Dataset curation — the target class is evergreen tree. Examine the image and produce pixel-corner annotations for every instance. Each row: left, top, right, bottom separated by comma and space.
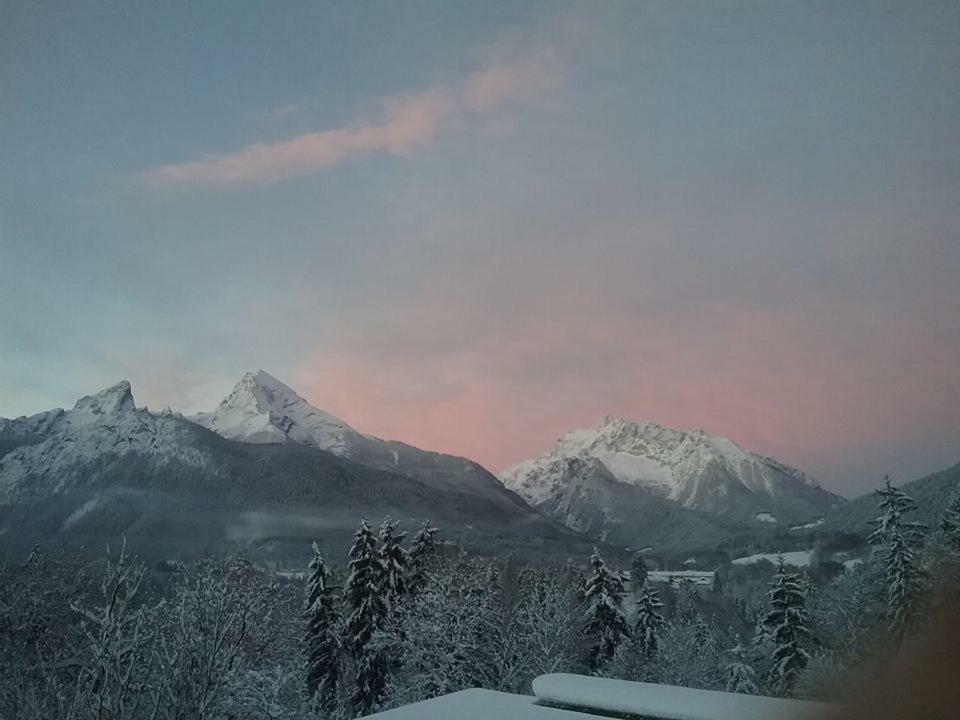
304, 544, 339, 710
693, 613, 712, 646
868, 476, 926, 644
941, 496, 960, 555
761, 557, 815, 695
485, 562, 503, 596
633, 584, 664, 658
725, 640, 758, 695
345, 518, 387, 714
378, 516, 409, 610
751, 600, 771, 647
408, 521, 440, 591
583, 549, 629, 668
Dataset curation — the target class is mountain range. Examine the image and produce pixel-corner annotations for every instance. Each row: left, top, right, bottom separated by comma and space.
0, 374, 582, 563
5, 370, 950, 564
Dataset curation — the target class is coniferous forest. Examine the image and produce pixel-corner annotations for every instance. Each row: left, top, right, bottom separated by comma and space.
3, 481, 960, 720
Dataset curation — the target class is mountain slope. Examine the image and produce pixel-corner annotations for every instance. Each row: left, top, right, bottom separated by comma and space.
500, 417, 844, 544
0, 381, 587, 563
514, 453, 747, 554
189, 371, 519, 506
820, 462, 960, 536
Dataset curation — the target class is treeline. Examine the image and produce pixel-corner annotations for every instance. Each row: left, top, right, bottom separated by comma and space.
3, 479, 960, 719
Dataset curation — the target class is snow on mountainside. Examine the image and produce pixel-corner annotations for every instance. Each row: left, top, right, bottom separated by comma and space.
187, 371, 522, 504
190, 371, 363, 455
0, 379, 587, 562
500, 416, 843, 529
0, 381, 208, 501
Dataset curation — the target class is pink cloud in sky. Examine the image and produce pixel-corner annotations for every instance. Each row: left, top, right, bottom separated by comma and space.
289, 276, 960, 492
462, 58, 559, 113
143, 53, 564, 188
144, 89, 457, 186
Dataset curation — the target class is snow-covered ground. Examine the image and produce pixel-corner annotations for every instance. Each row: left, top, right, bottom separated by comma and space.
532, 673, 838, 720
731, 550, 813, 567
366, 675, 841, 720
364, 688, 599, 719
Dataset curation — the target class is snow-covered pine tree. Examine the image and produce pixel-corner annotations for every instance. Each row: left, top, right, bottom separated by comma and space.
305, 544, 340, 711
693, 613, 712, 646
633, 584, 664, 658
868, 475, 926, 644
378, 516, 408, 610
485, 562, 502, 596
941, 496, 960, 555
630, 552, 648, 602
345, 517, 387, 714
761, 557, 815, 695
407, 520, 440, 591
583, 549, 629, 669
726, 640, 759, 695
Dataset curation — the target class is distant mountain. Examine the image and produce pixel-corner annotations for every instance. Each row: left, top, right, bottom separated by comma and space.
820, 462, 960, 536
189, 370, 528, 509
503, 453, 750, 555
500, 417, 844, 548
0, 380, 587, 563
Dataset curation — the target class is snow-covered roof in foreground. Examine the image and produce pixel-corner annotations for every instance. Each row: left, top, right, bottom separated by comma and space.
532, 674, 838, 720
364, 675, 841, 720
362, 689, 599, 719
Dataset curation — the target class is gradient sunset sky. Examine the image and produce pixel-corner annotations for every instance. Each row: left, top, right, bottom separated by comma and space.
2, 1, 958, 496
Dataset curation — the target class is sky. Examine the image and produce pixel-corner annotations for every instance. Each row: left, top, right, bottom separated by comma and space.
1, 1, 958, 497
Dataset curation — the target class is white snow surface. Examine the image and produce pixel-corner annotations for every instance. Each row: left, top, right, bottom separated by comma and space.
0, 381, 209, 501
791, 518, 825, 530
732, 550, 814, 567
532, 673, 839, 720
364, 688, 599, 719
499, 416, 835, 521
189, 370, 362, 455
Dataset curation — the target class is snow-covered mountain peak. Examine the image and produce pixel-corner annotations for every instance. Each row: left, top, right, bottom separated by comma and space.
225, 370, 306, 415
73, 380, 135, 416
189, 370, 360, 453
501, 416, 842, 525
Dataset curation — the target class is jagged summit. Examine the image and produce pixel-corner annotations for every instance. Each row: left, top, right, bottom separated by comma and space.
73, 380, 135, 415
500, 416, 843, 527
189, 370, 361, 453
0, 380, 139, 441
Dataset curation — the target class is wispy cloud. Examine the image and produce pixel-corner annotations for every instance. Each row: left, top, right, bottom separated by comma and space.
462, 57, 559, 113
143, 53, 563, 188
144, 89, 457, 187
